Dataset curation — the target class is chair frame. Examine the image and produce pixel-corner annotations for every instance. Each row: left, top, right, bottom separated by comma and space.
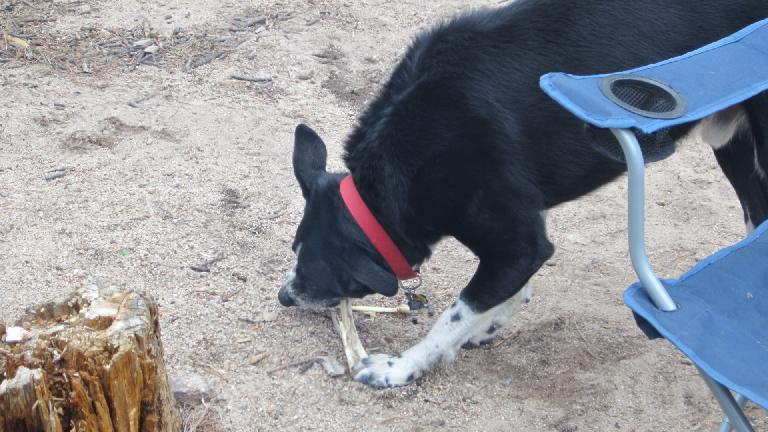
611, 128, 755, 432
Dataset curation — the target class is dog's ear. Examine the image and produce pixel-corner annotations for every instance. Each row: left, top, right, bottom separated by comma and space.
351, 256, 399, 297
293, 124, 328, 198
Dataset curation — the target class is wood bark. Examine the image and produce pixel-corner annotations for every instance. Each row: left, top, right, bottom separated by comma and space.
0, 287, 181, 432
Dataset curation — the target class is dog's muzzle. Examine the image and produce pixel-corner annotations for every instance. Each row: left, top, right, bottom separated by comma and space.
278, 267, 297, 307
278, 286, 295, 307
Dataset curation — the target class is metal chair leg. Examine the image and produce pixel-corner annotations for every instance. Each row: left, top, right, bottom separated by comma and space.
696, 366, 754, 432
611, 128, 677, 311
718, 393, 749, 432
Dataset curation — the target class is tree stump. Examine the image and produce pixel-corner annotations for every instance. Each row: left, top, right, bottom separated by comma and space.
0, 286, 181, 432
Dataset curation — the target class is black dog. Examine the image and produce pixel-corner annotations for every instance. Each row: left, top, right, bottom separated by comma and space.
279, 0, 768, 388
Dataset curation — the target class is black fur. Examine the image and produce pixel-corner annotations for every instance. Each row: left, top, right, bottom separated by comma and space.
280, 0, 768, 314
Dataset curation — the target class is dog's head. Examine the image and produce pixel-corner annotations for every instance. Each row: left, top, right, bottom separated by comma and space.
278, 124, 399, 308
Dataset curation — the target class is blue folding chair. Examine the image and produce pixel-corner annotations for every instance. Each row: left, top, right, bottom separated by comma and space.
540, 18, 768, 432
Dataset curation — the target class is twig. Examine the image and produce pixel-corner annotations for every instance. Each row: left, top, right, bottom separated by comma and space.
184, 51, 226, 72
3, 34, 30, 49
229, 16, 266, 32
230, 74, 272, 83
18, 16, 55, 23
266, 358, 317, 375
127, 92, 158, 108
190, 256, 225, 273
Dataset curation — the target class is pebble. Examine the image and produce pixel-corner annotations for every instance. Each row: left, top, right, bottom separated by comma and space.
4, 326, 30, 343
296, 71, 314, 80
169, 372, 212, 405
144, 45, 160, 54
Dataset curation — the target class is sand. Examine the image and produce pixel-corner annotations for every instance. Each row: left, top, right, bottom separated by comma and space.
1, 0, 765, 430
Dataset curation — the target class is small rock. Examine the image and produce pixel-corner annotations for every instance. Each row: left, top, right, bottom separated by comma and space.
169, 372, 212, 405
232, 272, 247, 282
190, 263, 210, 273
81, 62, 91, 74
44, 169, 69, 181
501, 378, 513, 386
4, 326, 30, 344
143, 44, 160, 54
316, 356, 344, 377
296, 71, 314, 80
430, 419, 447, 428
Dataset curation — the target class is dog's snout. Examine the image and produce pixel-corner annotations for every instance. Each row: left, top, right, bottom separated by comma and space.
278, 287, 296, 307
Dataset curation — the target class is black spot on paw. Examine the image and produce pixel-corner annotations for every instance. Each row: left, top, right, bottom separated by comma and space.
451, 301, 457, 308
387, 360, 394, 367
450, 312, 461, 322
356, 372, 373, 385
463, 338, 495, 350
524, 298, 531, 304
360, 357, 373, 367
406, 373, 414, 382
486, 324, 498, 334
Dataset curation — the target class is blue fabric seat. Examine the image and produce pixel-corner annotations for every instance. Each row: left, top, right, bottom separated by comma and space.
625, 221, 768, 409
539, 17, 768, 431
540, 18, 768, 134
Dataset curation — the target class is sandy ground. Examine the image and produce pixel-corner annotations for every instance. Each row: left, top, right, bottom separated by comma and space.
1, 1, 766, 431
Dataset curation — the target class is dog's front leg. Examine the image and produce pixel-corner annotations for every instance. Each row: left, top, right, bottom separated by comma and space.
354, 259, 541, 388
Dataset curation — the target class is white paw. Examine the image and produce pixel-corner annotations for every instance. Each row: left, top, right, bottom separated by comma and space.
353, 354, 422, 388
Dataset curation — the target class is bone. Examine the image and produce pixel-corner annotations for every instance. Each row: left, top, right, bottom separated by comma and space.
332, 299, 368, 370
351, 304, 410, 314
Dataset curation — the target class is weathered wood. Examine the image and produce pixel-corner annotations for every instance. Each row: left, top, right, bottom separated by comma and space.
0, 286, 181, 432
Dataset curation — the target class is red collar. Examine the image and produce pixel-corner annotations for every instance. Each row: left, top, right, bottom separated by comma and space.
340, 175, 418, 280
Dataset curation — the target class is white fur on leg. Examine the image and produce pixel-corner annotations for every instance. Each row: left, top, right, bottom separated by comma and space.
464, 283, 532, 347
695, 106, 748, 151
354, 286, 532, 388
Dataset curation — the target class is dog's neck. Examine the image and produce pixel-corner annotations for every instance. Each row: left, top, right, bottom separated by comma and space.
345, 170, 435, 269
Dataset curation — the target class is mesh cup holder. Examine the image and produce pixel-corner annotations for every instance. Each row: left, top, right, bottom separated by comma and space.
600, 75, 686, 119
